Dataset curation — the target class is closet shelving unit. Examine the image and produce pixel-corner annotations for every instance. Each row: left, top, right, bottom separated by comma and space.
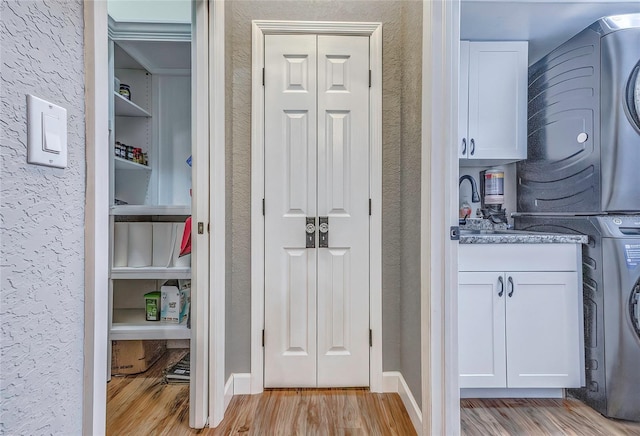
108, 18, 192, 344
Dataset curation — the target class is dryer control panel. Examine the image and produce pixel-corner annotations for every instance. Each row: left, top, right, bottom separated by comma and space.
597, 215, 640, 238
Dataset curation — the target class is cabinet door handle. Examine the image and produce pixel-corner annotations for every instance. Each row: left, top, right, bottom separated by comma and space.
498, 276, 504, 297
461, 138, 467, 155
470, 138, 475, 156
507, 276, 514, 297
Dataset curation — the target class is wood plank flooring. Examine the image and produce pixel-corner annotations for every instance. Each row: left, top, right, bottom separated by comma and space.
108, 350, 640, 435
107, 349, 416, 435
107, 349, 192, 435
461, 398, 640, 436
215, 388, 416, 435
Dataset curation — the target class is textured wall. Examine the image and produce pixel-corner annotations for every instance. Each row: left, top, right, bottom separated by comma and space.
225, 0, 422, 405
1, 1, 86, 434
399, 0, 423, 409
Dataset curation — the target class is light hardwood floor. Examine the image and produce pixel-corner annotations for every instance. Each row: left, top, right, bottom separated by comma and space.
107, 349, 416, 435
108, 350, 640, 435
461, 398, 640, 436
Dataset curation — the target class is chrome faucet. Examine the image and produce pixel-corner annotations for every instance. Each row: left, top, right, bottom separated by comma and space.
459, 175, 480, 203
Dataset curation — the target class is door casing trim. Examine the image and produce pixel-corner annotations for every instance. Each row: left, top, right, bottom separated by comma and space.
250, 20, 383, 394
83, 0, 219, 431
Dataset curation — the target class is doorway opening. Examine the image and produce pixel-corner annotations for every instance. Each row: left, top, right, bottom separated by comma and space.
250, 20, 383, 393
263, 33, 371, 388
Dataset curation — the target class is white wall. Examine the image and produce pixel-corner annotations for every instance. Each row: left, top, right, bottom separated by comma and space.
1, 0, 85, 434
108, 0, 191, 23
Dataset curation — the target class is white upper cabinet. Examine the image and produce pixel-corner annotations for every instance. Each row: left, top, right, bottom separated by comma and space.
459, 41, 528, 165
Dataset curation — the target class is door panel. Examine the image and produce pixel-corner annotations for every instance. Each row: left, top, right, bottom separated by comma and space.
265, 34, 369, 388
505, 271, 581, 388
283, 248, 313, 355
317, 35, 370, 387
458, 272, 507, 388
467, 42, 527, 160
264, 34, 318, 388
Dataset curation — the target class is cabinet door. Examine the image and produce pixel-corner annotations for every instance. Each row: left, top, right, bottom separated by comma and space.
505, 271, 581, 388
467, 42, 527, 160
459, 272, 507, 388
458, 41, 470, 158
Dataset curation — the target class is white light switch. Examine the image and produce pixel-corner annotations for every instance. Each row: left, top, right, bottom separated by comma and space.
27, 95, 67, 168
42, 114, 62, 153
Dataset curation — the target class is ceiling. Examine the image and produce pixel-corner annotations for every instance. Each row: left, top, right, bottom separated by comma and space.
461, 1, 640, 64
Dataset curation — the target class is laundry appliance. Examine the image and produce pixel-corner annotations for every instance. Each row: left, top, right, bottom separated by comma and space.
515, 13, 640, 422
518, 13, 640, 214
515, 215, 640, 422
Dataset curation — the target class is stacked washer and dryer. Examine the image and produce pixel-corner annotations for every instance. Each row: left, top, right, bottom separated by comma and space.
515, 13, 640, 422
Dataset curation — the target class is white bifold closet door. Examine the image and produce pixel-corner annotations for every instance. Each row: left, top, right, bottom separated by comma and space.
264, 33, 370, 388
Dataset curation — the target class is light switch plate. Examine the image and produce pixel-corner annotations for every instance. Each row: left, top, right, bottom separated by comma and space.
27, 94, 68, 169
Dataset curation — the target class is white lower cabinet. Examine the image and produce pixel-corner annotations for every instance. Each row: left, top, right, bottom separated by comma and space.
459, 244, 584, 390
459, 271, 507, 388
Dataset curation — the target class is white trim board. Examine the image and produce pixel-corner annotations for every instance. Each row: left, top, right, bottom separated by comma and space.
249, 20, 383, 394
223, 373, 252, 411
383, 372, 423, 435
224, 376, 234, 411
190, 0, 214, 428
83, 1, 110, 434
208, 0, 226, 429
422, 0, 461, 435
460, 388, 564, 399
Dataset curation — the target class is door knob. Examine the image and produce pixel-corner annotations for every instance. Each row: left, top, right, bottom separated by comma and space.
306, 217, 316, 248
319, 216, 329, 248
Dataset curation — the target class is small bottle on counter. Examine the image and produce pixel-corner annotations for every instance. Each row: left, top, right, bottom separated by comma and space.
459, 201, 472, 219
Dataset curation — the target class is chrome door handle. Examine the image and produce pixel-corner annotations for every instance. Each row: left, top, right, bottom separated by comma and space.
470, 138, 475, 156
498, 276, 504, 297
319, 216, 329, 248
507, 276, 514, 297
306, 217, 316, 248
462, 138, 467, 155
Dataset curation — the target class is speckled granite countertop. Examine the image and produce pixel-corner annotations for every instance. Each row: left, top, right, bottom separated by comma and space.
459, 230, 588, 244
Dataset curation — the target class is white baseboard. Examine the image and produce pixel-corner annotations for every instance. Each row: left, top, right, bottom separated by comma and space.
460, 387, 564, 399
233, 373, 252, 394
224, 375, 234, 410
382, 372, 422, 435
223, 373, 253, 412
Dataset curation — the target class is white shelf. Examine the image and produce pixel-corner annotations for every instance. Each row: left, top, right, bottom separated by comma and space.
111, 309, 190, 340
114, 156, 151, 171
114, 92, 151, 117
110, 267, 191, 280
110, 205, 191, 216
